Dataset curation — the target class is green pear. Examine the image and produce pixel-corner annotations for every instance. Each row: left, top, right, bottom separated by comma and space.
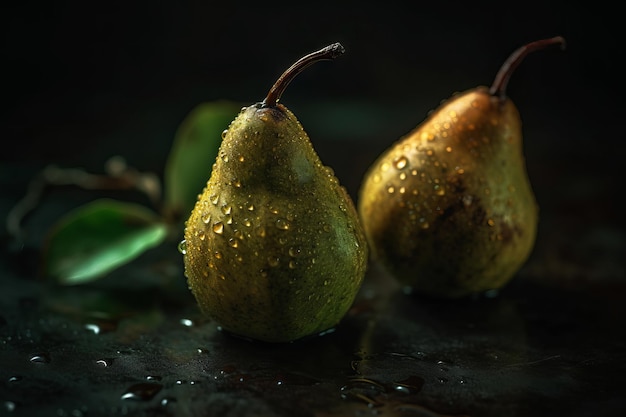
182, 43, 368, 342
358, 37, 566, 298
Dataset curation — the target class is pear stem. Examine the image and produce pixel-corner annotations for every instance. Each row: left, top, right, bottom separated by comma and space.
489, 36, 566, 100
262, 42, 345, 108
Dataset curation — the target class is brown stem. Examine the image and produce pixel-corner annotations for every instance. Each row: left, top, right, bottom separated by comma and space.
489, 36, 566, 100
262, 42, 345, 108
6, 159, 162, 243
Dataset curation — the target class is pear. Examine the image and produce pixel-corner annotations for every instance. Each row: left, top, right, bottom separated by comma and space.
358, 37, 566, 299
182, 43, 368, 343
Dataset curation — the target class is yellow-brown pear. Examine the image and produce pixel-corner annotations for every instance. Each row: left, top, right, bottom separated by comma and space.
358, 37, 565, 298
182, 43, 368, 343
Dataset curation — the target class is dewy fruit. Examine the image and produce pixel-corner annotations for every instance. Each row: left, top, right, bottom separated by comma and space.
182, 43, 368, 342
358, 37, 566, 298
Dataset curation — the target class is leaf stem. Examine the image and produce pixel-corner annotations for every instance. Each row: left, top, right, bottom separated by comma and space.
6, 158, 162, 244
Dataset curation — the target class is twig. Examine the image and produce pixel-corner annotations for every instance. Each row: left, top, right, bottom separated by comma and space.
504, 355, 561, 368
6, 156, 162, 243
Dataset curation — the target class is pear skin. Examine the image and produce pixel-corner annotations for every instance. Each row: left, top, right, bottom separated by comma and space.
358, 37, 565, 298
183, 44, 368, 343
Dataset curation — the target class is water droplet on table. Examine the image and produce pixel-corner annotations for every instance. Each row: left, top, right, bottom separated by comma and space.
120, 383, 162, 401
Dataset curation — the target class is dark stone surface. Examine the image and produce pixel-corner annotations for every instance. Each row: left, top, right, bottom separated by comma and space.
1, 240, 625, 417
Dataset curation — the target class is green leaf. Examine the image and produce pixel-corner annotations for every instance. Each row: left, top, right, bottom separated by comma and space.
163, 100, 241, 222
43, 199, 168, 285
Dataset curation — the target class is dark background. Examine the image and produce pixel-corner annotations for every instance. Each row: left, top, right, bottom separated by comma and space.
2, 2, 623, 200
2, 1, 625, 275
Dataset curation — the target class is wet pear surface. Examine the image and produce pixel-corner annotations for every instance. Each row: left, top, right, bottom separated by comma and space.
183, 103, 368, 343
359, 87, 538, 298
